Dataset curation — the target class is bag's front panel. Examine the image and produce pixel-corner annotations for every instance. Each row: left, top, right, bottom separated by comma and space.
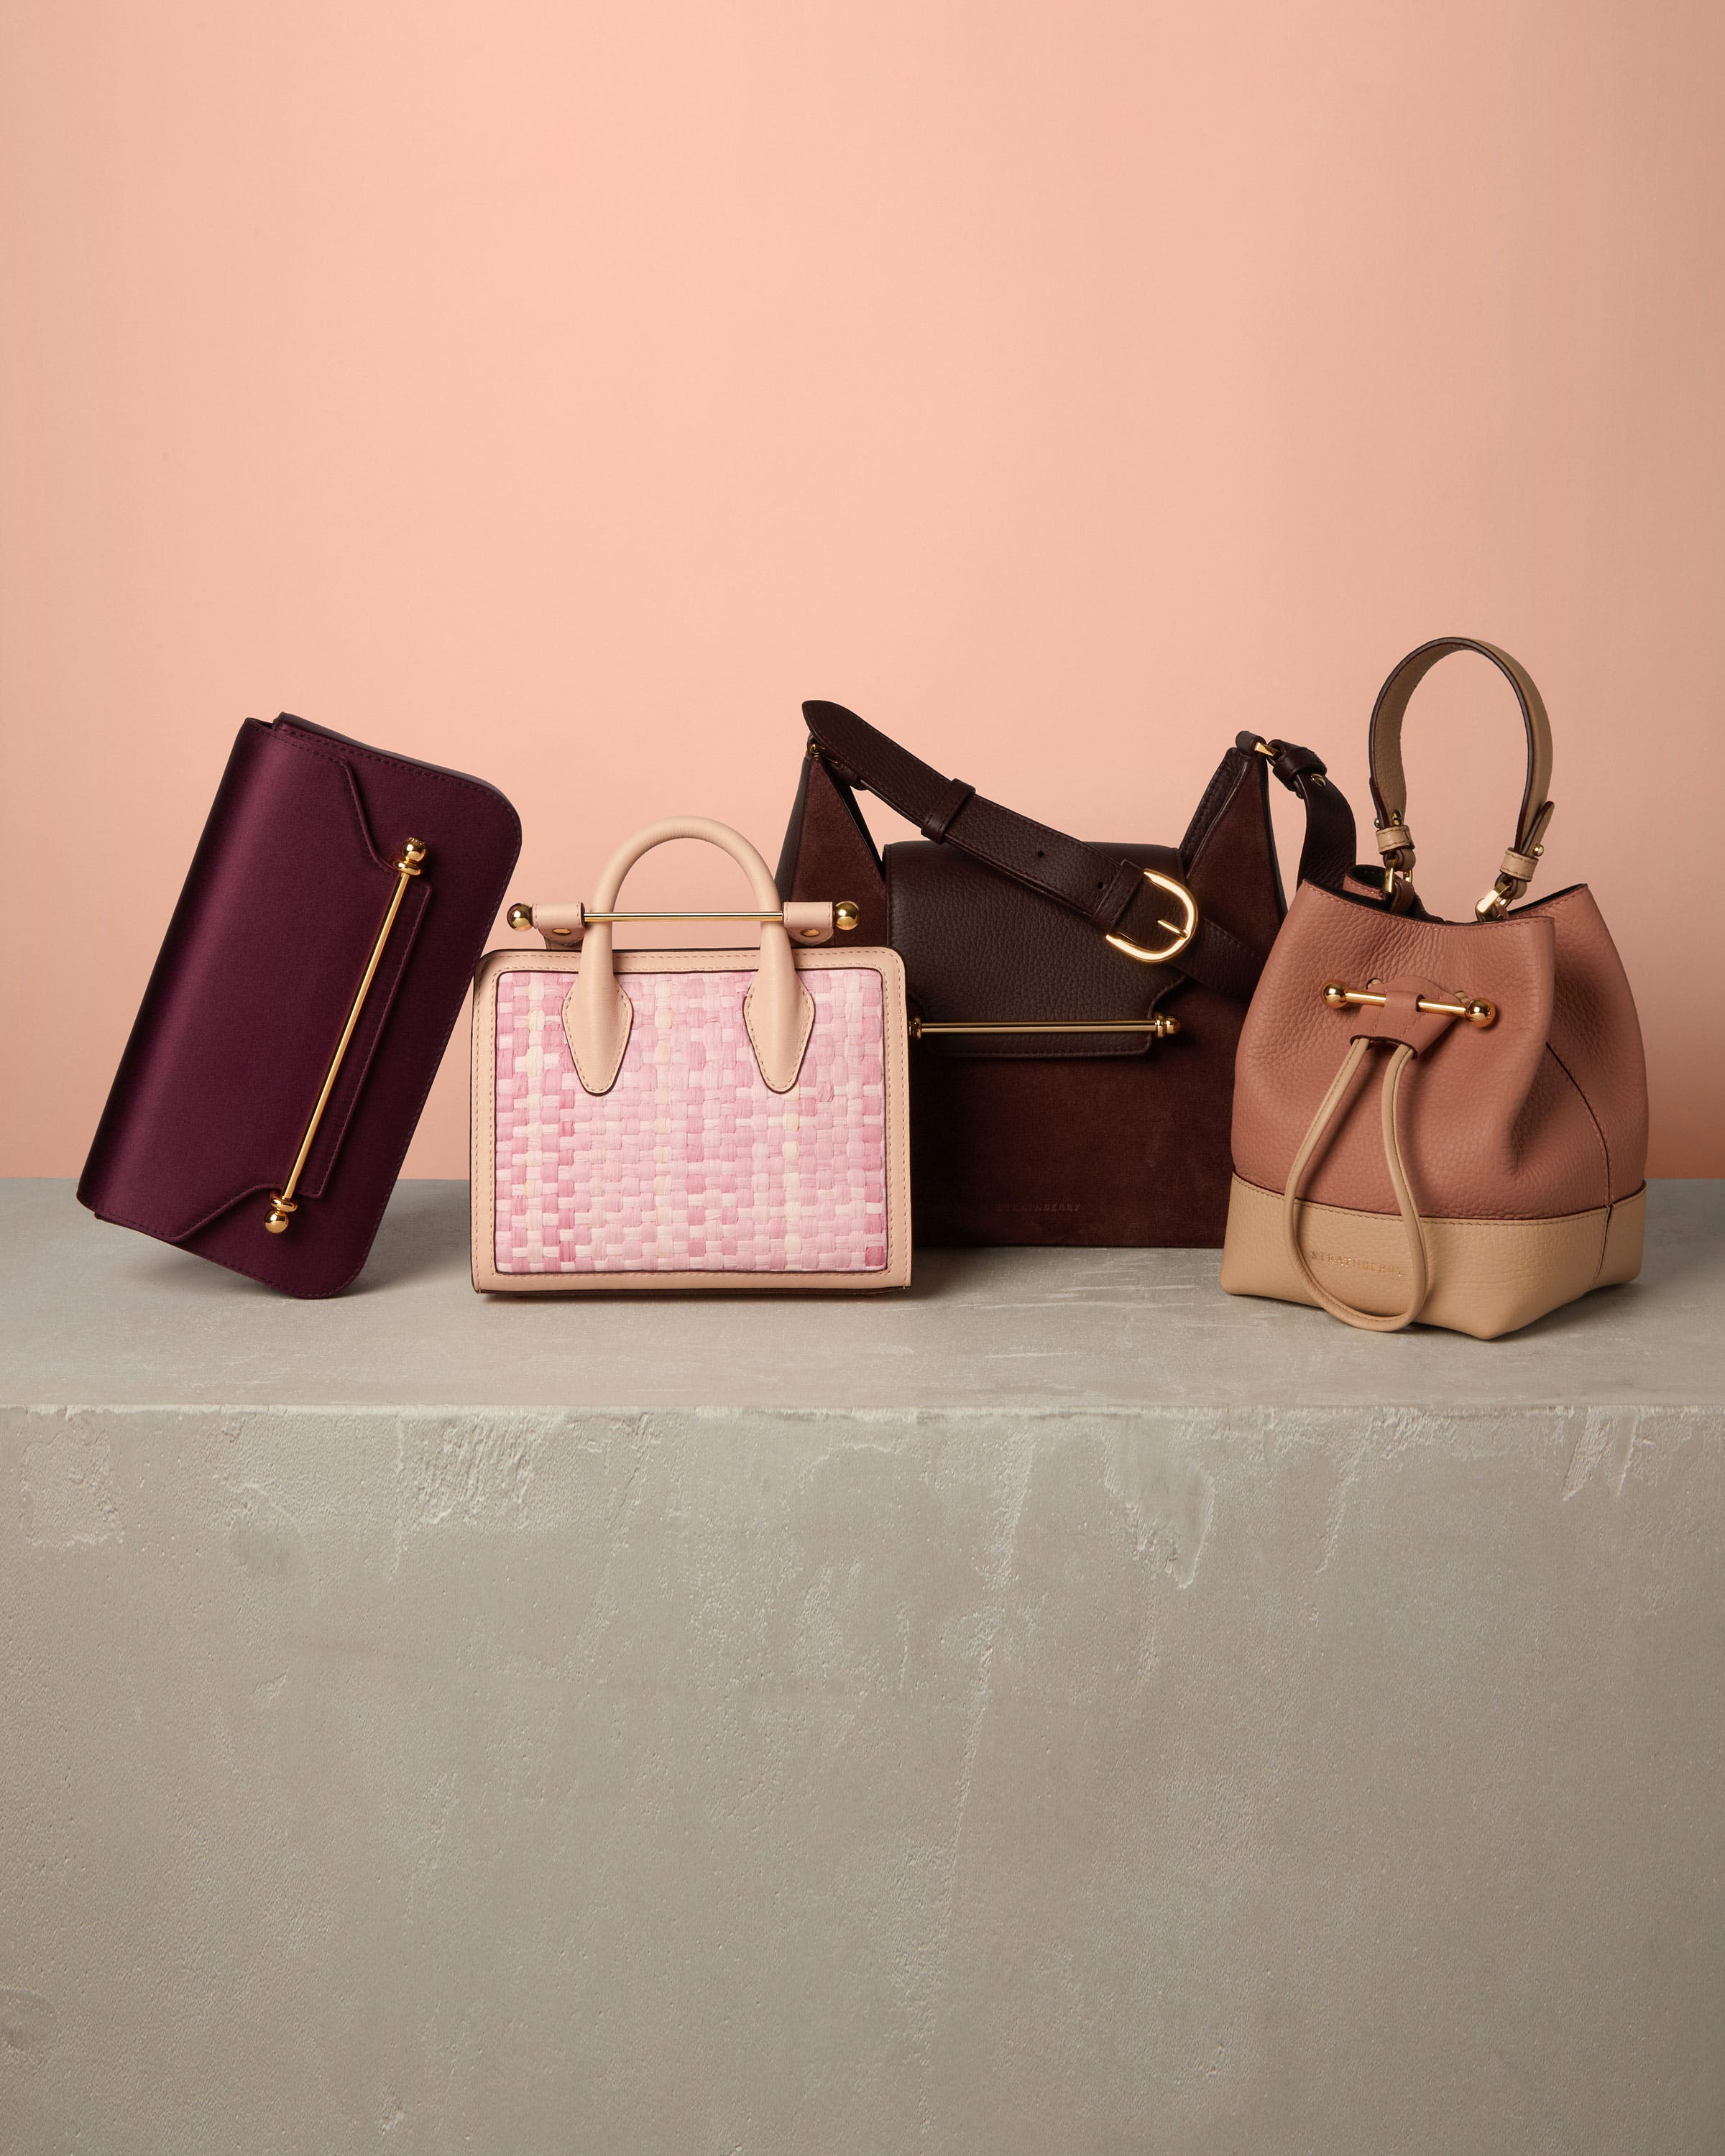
909, 983, 1245, 1246
493, 964, 889, 1276
1229, 882, 1616, 1222
886, 841, 1179, 1059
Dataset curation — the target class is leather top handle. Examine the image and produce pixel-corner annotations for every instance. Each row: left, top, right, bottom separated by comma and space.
801, 701, 1356, 1004
1366, 637, 1556, 918
564, 819, 815, 1097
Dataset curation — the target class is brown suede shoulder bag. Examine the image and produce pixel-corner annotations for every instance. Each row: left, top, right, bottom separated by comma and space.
777, 701, 1356, 1247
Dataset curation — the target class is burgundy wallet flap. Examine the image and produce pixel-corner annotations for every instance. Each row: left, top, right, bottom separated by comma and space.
78, 716, 521, 1296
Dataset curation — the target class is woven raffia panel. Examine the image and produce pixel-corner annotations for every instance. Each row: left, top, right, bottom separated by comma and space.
493, 967, 888, 1274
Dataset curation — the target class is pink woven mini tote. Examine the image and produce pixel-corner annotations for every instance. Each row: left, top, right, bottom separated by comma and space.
471, 818, 911, 1291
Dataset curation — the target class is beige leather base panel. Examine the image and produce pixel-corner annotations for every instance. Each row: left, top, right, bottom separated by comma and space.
1220, 1178, 1646, 1340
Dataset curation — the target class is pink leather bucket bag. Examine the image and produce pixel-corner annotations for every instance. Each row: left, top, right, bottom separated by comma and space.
471, 818, 911, 1291
1220, 639, 1647, 1337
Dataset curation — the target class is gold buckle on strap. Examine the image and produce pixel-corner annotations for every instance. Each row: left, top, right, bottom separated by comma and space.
1104, 870, 1199, 966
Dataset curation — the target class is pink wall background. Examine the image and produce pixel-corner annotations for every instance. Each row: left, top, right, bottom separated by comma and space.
3, 0, 1721, 1181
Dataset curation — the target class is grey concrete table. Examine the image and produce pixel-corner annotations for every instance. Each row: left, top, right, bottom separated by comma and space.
2, 1178, 1721, 2156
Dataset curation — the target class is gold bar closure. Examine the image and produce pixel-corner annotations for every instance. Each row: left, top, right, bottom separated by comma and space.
264, 838, 428, 1234
911, 1015, 1182, 1038
1322, 981, 1496, 1028
507, 903, 862, 931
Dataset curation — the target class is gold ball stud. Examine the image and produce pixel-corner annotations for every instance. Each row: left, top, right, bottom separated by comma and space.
834, 900, 860, 933
1466, 998, 1497, 1028
1323, 982, 1349, 1009
507, 903, 533, 933
264, 1196, 295, 1235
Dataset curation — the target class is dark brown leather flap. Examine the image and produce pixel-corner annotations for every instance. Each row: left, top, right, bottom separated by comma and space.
886, 841, 1182, 1058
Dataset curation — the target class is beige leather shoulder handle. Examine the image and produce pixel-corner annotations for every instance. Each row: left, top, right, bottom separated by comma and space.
1367, 637, 1555, 918
566, 818, 816, 1097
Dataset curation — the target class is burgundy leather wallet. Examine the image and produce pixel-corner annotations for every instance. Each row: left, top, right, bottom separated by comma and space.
78, 714, 521, 1296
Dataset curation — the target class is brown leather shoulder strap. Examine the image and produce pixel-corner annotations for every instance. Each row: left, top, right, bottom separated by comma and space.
801, 701, 1353, 1004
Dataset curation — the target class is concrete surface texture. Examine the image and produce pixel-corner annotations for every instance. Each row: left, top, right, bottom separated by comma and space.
2, 1179, 1722, 2155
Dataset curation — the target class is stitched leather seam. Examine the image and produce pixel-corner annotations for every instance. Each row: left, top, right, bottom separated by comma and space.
812, 758, 888, 881
1179, 749, 1250, 865
275, 719, 524, 843
265, 723, 392, 870
1541, 1041, 1613, 1284
1230, 1172, 1622, 1230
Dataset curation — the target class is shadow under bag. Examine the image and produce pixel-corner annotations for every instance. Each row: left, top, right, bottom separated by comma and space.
777, 701, 1356, 1247
1221, 637, 1648, 1337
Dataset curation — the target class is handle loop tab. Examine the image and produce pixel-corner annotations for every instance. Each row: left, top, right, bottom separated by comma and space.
521, 819, 818, 1097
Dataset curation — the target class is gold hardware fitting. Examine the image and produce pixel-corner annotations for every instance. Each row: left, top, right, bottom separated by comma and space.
594, 909, 790, 923
1478, 839, 1546, 917
507, 900, 861, 933
1103, 870, 1200, 967
1475, 858, 1538, 919
1380, 853, 1414, 898
264, 837, 428, 1235
1322, 981, 1496, 1028
1251, 737, 1327, 788
911, 1015, 1181, 1038
1373, 824, 1416, 898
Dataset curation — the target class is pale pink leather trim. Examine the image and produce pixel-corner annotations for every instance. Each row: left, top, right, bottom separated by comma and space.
569, 819, 814, 1097
782, 901, 835, 944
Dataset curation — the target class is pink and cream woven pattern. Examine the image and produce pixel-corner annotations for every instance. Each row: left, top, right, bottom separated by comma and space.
492, 966, 889, 1274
